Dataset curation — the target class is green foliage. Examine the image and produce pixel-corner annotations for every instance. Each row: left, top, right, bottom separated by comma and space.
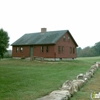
77, 47, 82, 57
0, 29, 9, 58
94, 41, 100, 55
4, 50, 12, 58
77, 41, 100, 57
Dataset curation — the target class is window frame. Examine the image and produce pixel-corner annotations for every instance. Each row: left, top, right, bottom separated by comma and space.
62, 46, 64, 53
68, 36, 70, 41
73, 48, 75, 54
20, 47, 23, 52
70, 47, 72, 53
63, 36, 66, 41
16, 47, 19, 52
46, 46, 49, 52
58, 46, 61, 53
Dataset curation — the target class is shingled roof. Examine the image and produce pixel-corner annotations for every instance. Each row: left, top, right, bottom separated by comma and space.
11, 30, 78, 46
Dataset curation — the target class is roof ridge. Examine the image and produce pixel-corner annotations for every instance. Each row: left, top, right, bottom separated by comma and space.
25, 30, 68, 35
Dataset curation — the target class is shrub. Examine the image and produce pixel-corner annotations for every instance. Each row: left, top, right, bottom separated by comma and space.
4, 50, 12, 58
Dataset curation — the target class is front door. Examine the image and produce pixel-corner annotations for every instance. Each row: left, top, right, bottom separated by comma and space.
30, 46, 34, 57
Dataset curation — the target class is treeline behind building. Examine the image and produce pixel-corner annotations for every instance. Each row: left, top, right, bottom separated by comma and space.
77, 41, 100, 57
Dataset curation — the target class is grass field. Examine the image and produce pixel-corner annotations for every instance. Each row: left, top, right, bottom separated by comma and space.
0, 57, 100, 100
71, 66, 100, 100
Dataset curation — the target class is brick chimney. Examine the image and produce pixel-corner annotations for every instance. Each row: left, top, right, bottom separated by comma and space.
41, 28, 47, 33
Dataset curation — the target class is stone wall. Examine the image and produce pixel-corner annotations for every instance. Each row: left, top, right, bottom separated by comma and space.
36, 62, 100, 100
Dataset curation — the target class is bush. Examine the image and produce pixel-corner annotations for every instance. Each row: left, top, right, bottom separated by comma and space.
3, 50, 12, 58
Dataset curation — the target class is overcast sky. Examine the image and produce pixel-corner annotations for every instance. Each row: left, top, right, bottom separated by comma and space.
0, 0, 100, 49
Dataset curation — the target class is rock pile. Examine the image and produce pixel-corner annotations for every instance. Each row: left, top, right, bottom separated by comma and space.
36, 62, 100, 100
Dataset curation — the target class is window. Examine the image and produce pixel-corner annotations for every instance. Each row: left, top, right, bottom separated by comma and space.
20, 47, 23, 52
68, 36, 70, 41
58, 46, 64, 53
62, 46, 64, 53
70, 47, 72, 53
58, 46, 61, 53
46, 46, 49, 52
16, 47, 19, 52
73, 48, 75, 54
41, 46, 44, 52
63, 36, 66, 41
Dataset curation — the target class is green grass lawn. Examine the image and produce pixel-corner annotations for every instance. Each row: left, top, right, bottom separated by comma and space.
0, 57, 100, 100
71, 66, 100, 100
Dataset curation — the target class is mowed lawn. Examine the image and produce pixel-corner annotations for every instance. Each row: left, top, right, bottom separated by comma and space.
71, 68, 100, 100
0, 57, 100, 100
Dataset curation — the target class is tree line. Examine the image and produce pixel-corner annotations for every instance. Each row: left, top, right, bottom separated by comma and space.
77, 41, 100, 57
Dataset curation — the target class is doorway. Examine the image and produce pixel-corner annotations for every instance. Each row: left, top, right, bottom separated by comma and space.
30, 46, 34, 57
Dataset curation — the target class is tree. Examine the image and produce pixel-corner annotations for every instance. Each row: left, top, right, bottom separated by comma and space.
0, 29, 9, 58
77, 47, 82, 57
77, 46, 96, 57
79, 46, 91, 57
94, 41, 100, 56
